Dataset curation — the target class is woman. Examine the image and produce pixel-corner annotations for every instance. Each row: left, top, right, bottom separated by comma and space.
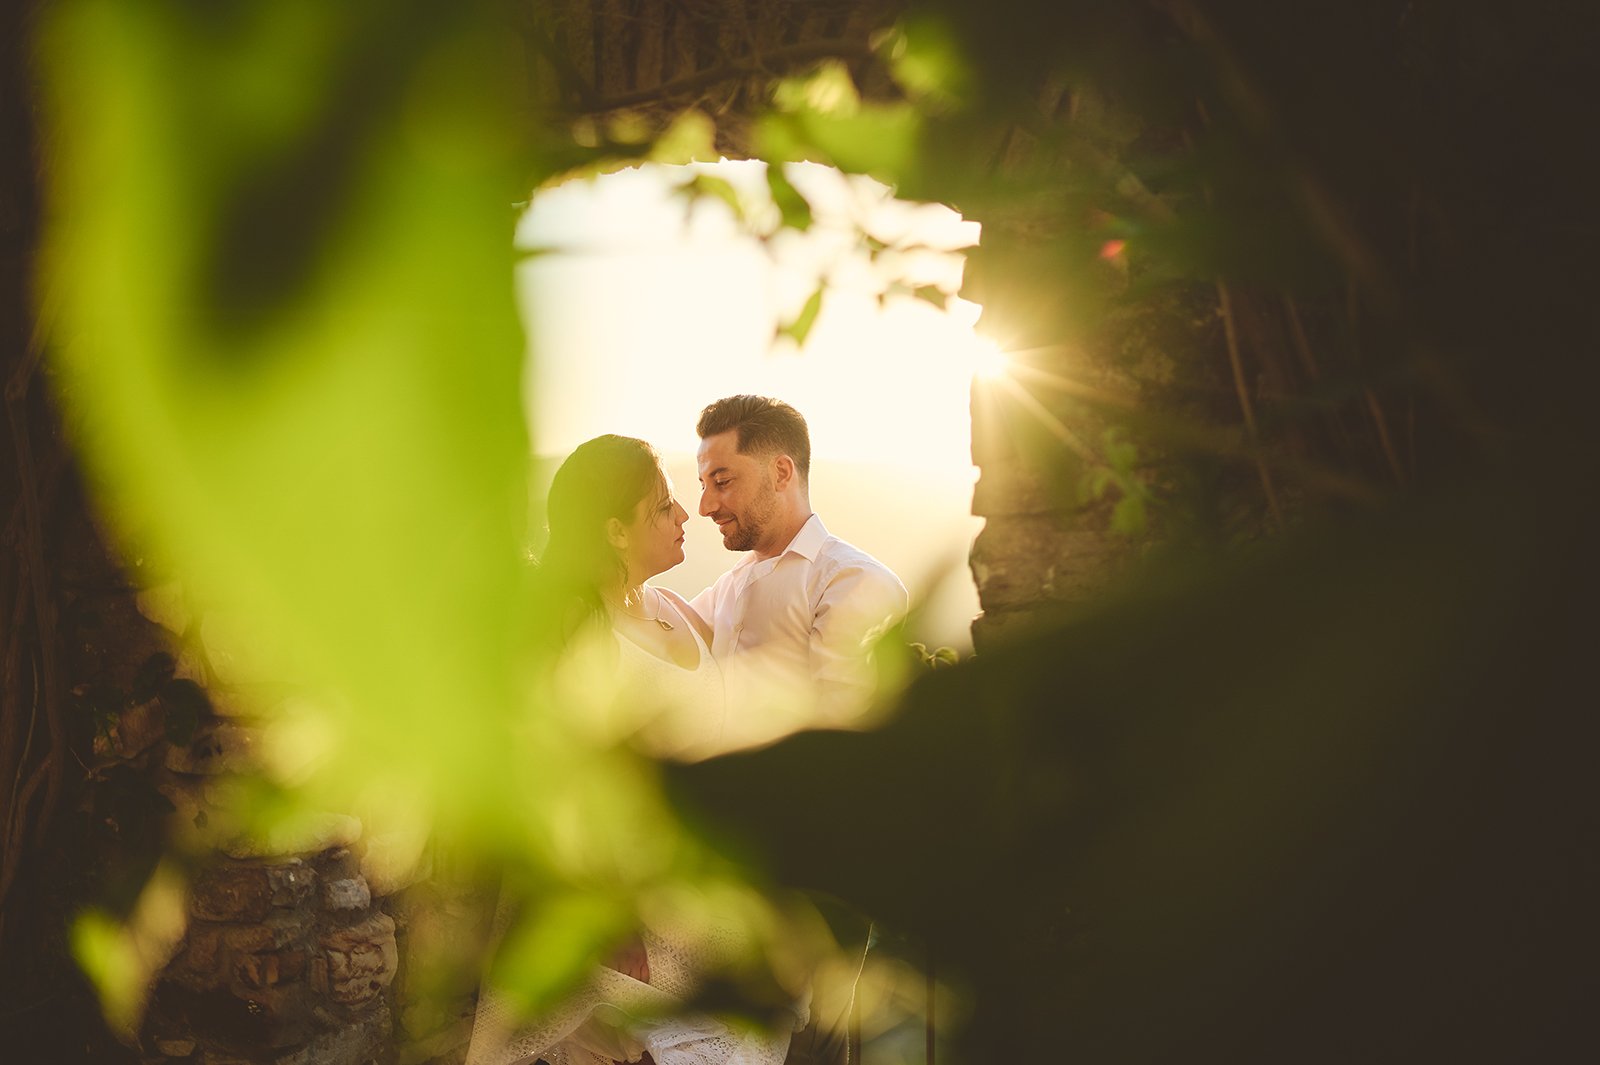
529, 433, 725, 756
469, 435, 800, 1065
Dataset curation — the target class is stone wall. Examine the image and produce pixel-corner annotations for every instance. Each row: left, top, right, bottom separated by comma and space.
126, 588, 446, 1065
149, 851, 396, 1065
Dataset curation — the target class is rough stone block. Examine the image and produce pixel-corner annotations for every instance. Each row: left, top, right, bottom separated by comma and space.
167, 922, 228, 993
969, 515, 1067, 611
317, 846, 360, 880
234, 947, 308, 990
153, 1037, 197, 1058
114, 697, 168, 758
970, 512, 1129, 614
164, 722, 261, 776
971, 460, 1075, 518
308, 952, 328, 997
322, 913, 399, 1006
169, 981, 313, 1050
271, 1005, 391, 1065
135, 581, 191, 635
223, 912, 313, 953
323, 875, 371, 913
268, 860, 315, 907
190, 863, 275, 923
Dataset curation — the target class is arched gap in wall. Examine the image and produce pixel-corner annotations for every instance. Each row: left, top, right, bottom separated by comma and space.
515, 160, 989, 650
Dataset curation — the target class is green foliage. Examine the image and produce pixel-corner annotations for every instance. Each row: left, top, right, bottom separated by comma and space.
1080, 428, 1149, 537
648, 109, 719, 165
778, 287, 824, 347
908, 642, 961, 670
885, 16, 977, 112
764, 165, 813, 233
686, 172, 745, 221
38, 0, 584, 1020
490, 890, 633, 1018
759, 64, 922, 188
32, 0, 1596, 1059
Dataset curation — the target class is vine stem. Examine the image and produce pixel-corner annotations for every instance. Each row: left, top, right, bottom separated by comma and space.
1345, 282, 1410, 489
1217, 280, 1283, 528
4, 329, 65, 868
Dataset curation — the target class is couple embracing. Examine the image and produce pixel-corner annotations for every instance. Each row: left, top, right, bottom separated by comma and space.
543, 393, 907, 759
471, 395, 905, 1065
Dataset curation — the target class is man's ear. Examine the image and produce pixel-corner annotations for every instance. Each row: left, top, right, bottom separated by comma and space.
772, 453, 796, 491
605, 516, 628, 550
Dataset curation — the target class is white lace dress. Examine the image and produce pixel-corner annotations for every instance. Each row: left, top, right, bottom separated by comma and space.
612, 588, 729, 760
466, 591, 801, 1065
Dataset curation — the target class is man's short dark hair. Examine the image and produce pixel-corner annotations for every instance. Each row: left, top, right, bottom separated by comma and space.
697, 395, 811, 481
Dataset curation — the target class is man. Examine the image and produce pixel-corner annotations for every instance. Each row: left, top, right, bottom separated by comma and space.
691, 394, 906, 1065
691, 394, 908, 737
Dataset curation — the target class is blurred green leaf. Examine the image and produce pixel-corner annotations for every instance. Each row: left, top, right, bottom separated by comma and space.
765, 164, 813, 232
650, 108, 717, 163
756, 104, 922, 188
41, 0, 534, 839
490, 890, 633, 1018
1109, 492, 1146, 536
688, 172, 745, 220
887, 15, 976, 110
779, 288, 824, 347
772, 60, 860, 117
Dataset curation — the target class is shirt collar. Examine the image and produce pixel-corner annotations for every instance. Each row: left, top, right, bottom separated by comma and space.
779, 513, 829, 562
727, 513, 829, 573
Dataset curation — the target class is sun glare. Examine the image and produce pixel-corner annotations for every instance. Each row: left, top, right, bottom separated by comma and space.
971, 337, 1011, 381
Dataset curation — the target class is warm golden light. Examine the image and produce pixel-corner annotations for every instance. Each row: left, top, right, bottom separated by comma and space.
971, 338, 1011, 381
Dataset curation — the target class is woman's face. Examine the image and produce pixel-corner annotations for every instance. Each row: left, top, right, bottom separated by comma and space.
619, 471, 689, 583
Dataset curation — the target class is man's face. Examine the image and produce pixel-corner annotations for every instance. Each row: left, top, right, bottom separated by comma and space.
697, 430, 779, 553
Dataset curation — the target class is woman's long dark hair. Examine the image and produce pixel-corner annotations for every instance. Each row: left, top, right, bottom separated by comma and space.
530, 434, 665, 648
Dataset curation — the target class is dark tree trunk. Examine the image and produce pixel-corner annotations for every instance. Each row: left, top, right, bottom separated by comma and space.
2, 4, 164, 1060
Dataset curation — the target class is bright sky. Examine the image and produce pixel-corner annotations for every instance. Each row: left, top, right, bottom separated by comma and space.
514, 160, 988, 650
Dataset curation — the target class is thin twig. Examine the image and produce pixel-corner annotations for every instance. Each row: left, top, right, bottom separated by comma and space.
0, 580, 33, 918
1217, 281, 1283, 527
1282, 294, 1361, 458
1364, 386, 1408, 489
1345, 282, 1408, 489
5, 336, 66, 850
1282, 295, 1322, 383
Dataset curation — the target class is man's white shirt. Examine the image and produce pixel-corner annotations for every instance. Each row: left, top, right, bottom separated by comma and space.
690, 514, 907, 740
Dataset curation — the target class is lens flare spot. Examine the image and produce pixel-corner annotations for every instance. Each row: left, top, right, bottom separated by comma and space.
972, 338, 1011, 381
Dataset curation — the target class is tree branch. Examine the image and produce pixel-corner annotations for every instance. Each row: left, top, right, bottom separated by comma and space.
1217, 280, 1284, 528
580, 37, 877, 113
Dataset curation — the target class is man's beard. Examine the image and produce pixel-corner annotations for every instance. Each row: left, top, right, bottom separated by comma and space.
723, 522, 759, 552
722, 476, 778, 552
